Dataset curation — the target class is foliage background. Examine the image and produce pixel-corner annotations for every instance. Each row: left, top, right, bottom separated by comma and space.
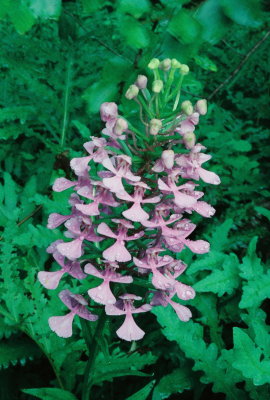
0, 0, 269, 399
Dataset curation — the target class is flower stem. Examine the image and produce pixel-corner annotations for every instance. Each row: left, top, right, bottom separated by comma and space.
81, 311, 106, 400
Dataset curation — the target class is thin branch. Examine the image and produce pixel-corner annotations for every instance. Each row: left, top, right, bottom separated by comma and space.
208, 29, 270, 100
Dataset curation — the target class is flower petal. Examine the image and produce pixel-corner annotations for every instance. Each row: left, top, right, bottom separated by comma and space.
116, 314, 145, 341
48, 312, 75, 338
38, 270, 65, 289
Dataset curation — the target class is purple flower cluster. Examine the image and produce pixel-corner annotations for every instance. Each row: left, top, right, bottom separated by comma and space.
40, 58, 220, 341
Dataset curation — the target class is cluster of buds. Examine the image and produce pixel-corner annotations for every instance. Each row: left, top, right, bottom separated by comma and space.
40, 58, 220, 342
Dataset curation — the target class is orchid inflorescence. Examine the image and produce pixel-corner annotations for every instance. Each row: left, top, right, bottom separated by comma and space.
40, 58, 220, 342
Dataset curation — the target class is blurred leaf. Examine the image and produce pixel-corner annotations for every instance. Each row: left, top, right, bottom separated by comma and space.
81, 0, 103, 13
194, 55, 218, 71
0, 337, 41, 369
22, 388, 78, 400
82, 81, 118, 114
26, 0, 62, 18
8, 2, 35, 34
196, 0, 229, 44
255, 206, 270, 221
221, 0, 262, 27
119, 16, 151, 49
168, 9, 202, 44
117, 0, 150, 19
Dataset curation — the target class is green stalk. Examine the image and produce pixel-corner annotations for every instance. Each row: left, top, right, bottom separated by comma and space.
82, 311, 106, 400
60, 54, 73, 148
173, 75, 184, 111
137, 94, 155, 119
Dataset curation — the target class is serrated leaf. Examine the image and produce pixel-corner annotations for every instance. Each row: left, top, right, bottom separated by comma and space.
193, 253, 240, 296
152, 369, 191, 400
232, 328, 270, 385
0, 337, 41, 369
22, 388, 78, 400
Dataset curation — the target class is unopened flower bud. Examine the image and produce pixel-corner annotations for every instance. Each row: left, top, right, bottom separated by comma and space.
135, 75, 148, 89
148, 58, 160, 69
114, 118, 128, 136
149, 119, 162, 135
171, 58, 181, 68
125, 84, 139, 100
152, 80, 163, 93
181, 100, 193, 116
100, 102, 118, 122
195, 99, 207, 115
160, 58, 171, 71
180, 64, 189, 75
183, 132, 196, 149
162, 150, 174, 169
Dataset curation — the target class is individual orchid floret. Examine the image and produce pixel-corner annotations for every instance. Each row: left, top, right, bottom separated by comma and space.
116, 182, 160, 222
125, 84, 139, 100
133, 248, 174, 290
151, 290, 192, 322
85, 262, 132, 305
47, 194, 84, 229
97, 219, 144, 262
52, 174, 91, 193
183, 131, 196, 150
57, 217, 103, 260
113, 118, 128, 136
152, 150, 175, 173
105, 294, 151, 341
70, 136, 109, 177
38, 250, 86, 290
158, 173, 197, 208
162, 219, 210, 254
152, 80, 163, 93
75, 183, 119, 216
141, 207, 182, 240
100, 155, 140, 194
175, 112, 199, 136
49, 290, 98, 338
175, 145, 221, 185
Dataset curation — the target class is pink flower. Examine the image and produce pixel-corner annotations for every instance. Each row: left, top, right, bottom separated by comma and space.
100, 102, 118, 122
57, 217, 103, 260
75, 184, 119, 216
97, 220, 144, 262
100, 155, 140, 193
158, 176, 197, 208
105, 294, 151, 341
175, 145, 220, 185
116, 182, 160, 222
175, 112, 200, 135
49, 290, 98, 338
151, 291, 192, 322
85, 262, 132, 305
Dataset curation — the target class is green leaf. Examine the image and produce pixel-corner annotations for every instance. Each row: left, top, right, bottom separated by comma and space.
152, 369, 191, 400
81, 0, 102, 13
255, 206, 270, 221
196, 0, 229, 44
8, 2, 35, 34
238, 237, 263, 280
27, 0, 62, 19
22, 388, 78, 400
193, 253, 240, 296
126, 380, 155, 400
221, 0, 262, 27
72, 120, 91, 139
119, 16, 150, 49
0, 337, 41, 369
168, 10, 202, 44
194, 55, 218, 72
232, 328, 270, 385
117, 0, 150, 18
82, 81, 118, 114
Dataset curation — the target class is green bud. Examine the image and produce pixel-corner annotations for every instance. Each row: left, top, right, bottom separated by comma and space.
114, 118, 128, 136
152, 79, 163, 93
183, 132, 196, 149
181, 100, 193, 116
180, 64, 189, 75
149, 118, 162, 135
160, 58, 171, 71
195, 99, 207, 115
135, 75, 148, 89
125, 84, 139, 100
148, 58, 160, 69
161, 150, 174, 169
171, 58, 181, 68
